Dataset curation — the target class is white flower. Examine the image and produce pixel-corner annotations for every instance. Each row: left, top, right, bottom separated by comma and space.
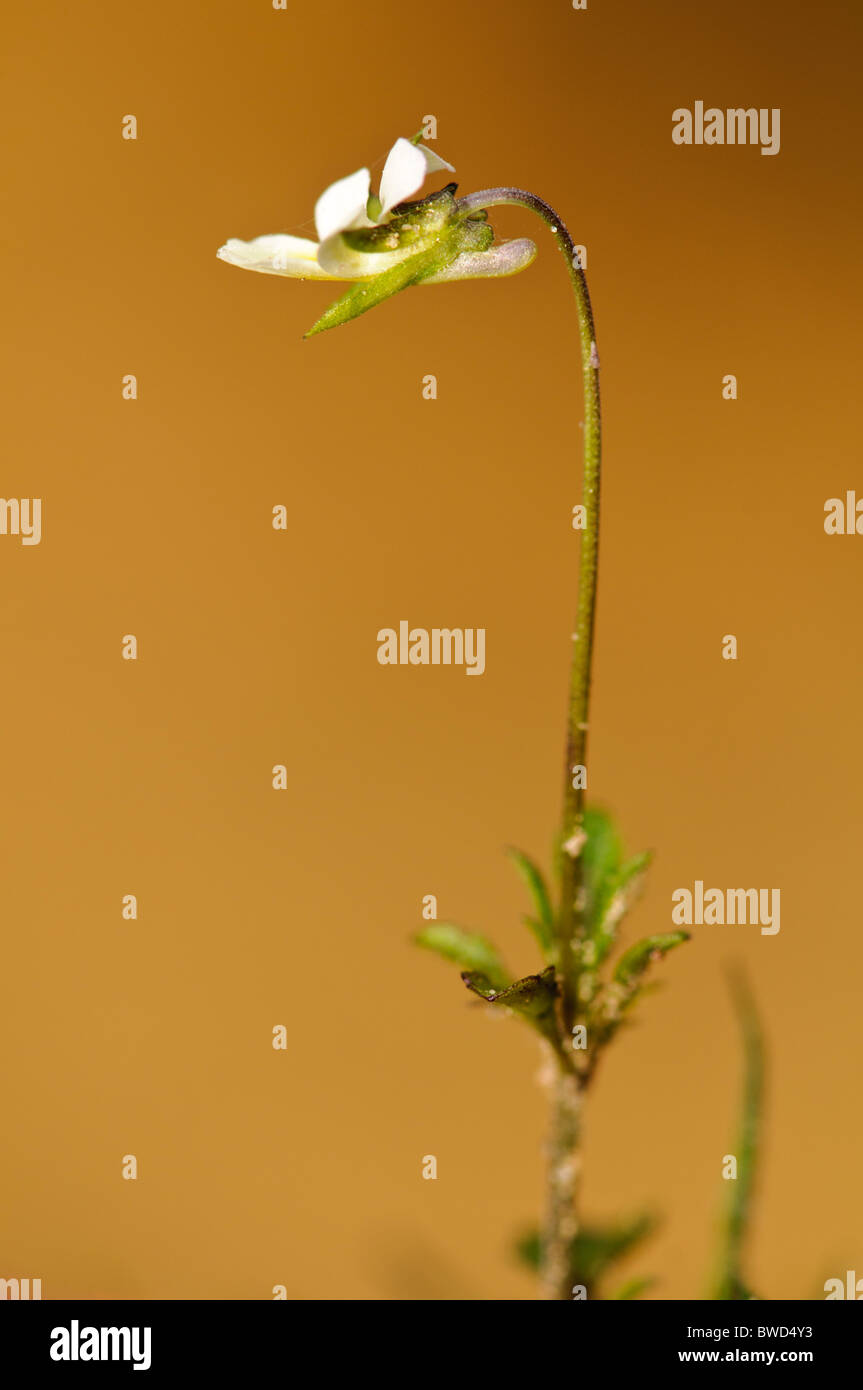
316, 137, 454, 238
217, 134, 538, 334
217, 135, 455, 281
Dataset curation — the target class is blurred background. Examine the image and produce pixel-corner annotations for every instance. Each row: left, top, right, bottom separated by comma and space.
1, 0, 861, 1299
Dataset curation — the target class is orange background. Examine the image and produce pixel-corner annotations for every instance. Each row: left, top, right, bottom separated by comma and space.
2, 0, 860, 1299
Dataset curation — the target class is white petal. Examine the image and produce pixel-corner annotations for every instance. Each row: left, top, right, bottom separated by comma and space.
377, 139, 424, 216
417, 143, 455, 176
217, 234, 340, 279
317, 231, 425, 279
378, 140, 455, 217
314, 167, 372, 241
422, 238, 538, 283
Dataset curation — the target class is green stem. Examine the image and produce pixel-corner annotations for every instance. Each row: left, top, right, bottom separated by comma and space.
456, 189, 602, 1300
457, 189, 601, 1004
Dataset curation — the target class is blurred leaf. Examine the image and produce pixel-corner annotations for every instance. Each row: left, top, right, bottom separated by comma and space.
572, 1214, 656, 1288
462, 964, 559, 1045
593, 850, 653, 961
613, 931, 689, 987
514, 1229, 542, 1271
581, 807, 623, 928
521, 914, 552, 958
415, 923, 510, 991
506, 847, 554, 956
610, 1276, 655, 1300
514, 1215, 656, 1295
710, 971, 764, 1301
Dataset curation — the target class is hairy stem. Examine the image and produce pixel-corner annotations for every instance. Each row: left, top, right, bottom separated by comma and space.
542, 1066, 584, 1300
457, 188, 601, 1006
457, 189, 602, 1298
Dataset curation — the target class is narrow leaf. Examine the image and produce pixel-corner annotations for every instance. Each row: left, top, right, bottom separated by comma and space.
415, 923, 510, 991
710, 971, 764, 1301
581, 807, 623, 927
613, 931, 689, 987
521, 915, 551, 958
506, 847, 554, 955
592, 850, 653, 960
610, 1276, 655, 1300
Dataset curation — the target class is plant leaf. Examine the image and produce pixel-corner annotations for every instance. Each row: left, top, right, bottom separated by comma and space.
506, 847, 554, 956
572, 1214, 656, 1288
613, 931, 689, 987
710, 971, 764, 1301
592, 850, 653, 961
415, 923, 510, 991
514, 1229, 542, 1271
521, 915, 551, 958
581, 807, 623, 928
513, 1215, 656, 1296
462, 964, 559, 1045
610, 1275, 655, 1300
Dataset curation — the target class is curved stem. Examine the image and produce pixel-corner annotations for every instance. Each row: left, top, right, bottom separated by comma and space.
458, 189, 601, 986
457, 188, 602, 1300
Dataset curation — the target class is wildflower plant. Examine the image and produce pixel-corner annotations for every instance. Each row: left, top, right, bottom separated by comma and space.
219, 132, 761, 1301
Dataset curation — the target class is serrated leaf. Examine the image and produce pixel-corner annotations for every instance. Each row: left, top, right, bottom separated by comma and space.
462, 964, 559, 1045
506, 847, 554, 956
613, 931, 689, 987
415, 923, 510, 991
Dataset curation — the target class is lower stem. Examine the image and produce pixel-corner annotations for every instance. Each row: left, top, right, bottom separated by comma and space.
456, 188, 602, 1300
542, 1066, 584, 1299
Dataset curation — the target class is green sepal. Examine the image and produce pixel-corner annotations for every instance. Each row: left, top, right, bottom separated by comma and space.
344, 185, 458, 250
613, 931, 690, 987
306, 197, 493, 337
305, 237, 458, 337
414, 923, 510, 992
